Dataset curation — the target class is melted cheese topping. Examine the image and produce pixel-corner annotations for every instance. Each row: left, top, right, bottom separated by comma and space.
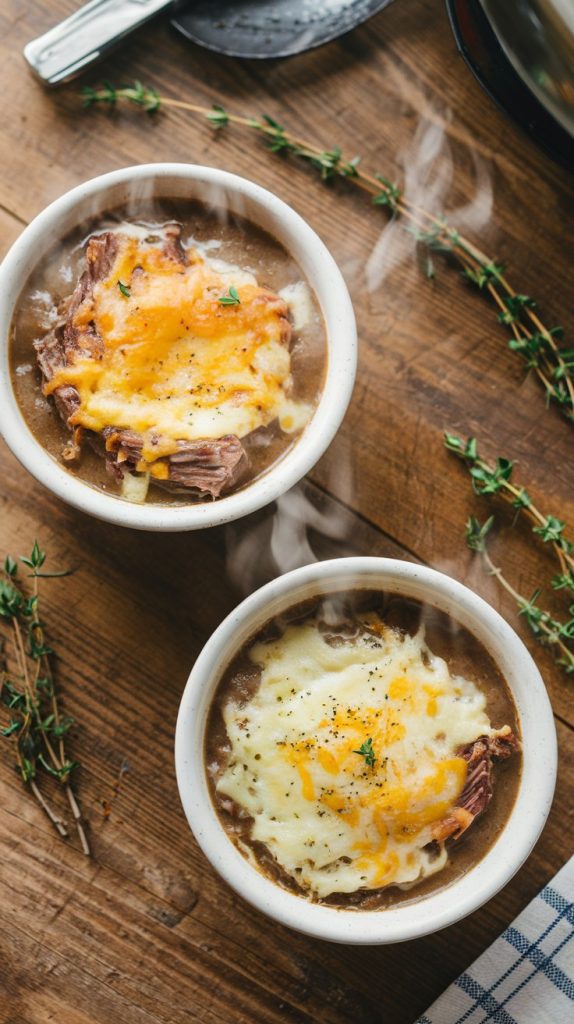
215, 618, 495, 899
45, 233, 311, 464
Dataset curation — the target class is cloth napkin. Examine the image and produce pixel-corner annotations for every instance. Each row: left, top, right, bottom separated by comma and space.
415, 856, 574, 1024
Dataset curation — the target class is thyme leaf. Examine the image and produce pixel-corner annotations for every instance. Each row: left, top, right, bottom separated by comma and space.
465, 515, 494, 553
218, 285, 241, 306
353, 737, 377, 768
462, 261, 505, 289
372, 175, 402, 212
206, 103, 229, 128
498, 294, 536, 325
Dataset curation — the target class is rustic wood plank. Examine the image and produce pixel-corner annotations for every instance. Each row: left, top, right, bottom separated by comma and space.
1, 1, 573, 1022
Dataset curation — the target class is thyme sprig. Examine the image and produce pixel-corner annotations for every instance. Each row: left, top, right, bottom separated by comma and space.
218, 285, 241, 306
81, 81, 574, 420
353, 737, 377, 768
465, 517, 574, 674
0, 544, 89, 854
445, 434, 574, 593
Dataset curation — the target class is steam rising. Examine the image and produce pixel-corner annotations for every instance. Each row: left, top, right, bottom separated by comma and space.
270, 485, 349, 573
225, 447, 354, 595
366, 120, 492, 292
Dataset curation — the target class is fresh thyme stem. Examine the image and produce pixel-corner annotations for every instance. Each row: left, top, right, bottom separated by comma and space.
0, 544, 90, 854
445, 434, 574, 588
448, 438, 574, 674
486, 552, 574, 667
465, 516, 574, 674
65, 784, 90, 856
81, 80, 574, 421
30, 778, 69, 837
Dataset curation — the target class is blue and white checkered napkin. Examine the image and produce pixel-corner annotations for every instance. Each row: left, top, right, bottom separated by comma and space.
416, 856, 574, 1024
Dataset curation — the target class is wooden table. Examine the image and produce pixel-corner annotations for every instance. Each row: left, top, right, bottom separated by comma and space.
1, 2, 573, 1021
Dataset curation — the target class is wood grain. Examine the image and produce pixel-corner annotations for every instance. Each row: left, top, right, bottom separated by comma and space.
1, 2, 573, 1022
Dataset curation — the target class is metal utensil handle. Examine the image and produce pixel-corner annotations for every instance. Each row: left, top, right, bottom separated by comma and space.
24, 0, 174, 86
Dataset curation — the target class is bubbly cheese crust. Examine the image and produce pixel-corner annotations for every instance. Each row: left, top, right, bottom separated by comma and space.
215, 617, 495, 899
46, 231, 311, 464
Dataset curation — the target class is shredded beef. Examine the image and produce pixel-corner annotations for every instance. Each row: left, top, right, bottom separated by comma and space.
103, 429, 247, 499
161, 222, 188, 266
432, 727, 519, 844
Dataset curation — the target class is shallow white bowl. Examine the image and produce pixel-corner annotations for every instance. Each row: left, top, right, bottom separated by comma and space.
0, 164, 356, 531
175, 557, 557, 944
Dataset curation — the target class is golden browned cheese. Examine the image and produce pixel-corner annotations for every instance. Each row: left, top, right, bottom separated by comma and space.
45, 233, 308, 471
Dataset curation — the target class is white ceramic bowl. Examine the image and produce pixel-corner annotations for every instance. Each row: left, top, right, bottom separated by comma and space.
175, 557, 557, 944
0, 164, 356, 531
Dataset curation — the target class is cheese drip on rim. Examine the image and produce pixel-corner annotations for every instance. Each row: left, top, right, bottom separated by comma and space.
45, 232, 311, 463
215, 616, 496, 899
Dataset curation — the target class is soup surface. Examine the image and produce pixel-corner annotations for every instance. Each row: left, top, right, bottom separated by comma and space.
10, 200, 326, 505
206, 591, 521, 909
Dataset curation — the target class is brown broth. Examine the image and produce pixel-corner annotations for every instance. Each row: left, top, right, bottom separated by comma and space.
206, 591, 522, 910
9, 200, 327, 504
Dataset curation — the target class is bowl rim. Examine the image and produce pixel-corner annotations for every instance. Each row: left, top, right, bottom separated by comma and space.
0, 162, 357, 531
175, 556, 557, 944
